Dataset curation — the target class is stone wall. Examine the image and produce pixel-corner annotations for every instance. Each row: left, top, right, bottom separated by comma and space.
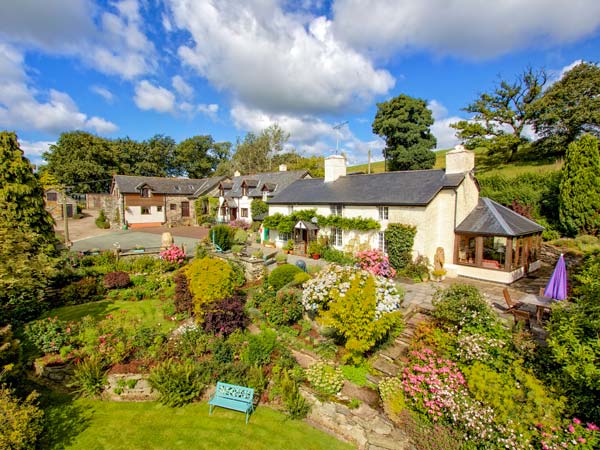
105, 373, 158, 401
214, 253, 265, 282
165, 196, 196, 226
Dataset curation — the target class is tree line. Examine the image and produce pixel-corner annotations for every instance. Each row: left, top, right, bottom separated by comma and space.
42, 124, 324, 193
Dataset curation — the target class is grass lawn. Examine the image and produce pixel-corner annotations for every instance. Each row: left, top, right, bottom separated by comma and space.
44, 298, 177, 333
42, 394, 354, 450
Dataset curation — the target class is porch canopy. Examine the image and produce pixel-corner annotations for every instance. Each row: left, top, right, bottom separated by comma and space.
454, 198, 544, 272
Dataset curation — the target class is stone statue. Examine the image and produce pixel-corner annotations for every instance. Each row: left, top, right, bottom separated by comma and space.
434, 247, 445, 272
161, 232, 174, 249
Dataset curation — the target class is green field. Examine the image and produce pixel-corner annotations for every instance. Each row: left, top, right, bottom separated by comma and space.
40, 395, 354, 450
348, 148, 563, 177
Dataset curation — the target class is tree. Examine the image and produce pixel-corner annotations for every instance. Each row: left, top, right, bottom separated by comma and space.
530, 62, 600, 155
140, 134, 177, 177
272, 152, 324, 177
173, 135, 216, 178
44, 131, 118, 193
451, 68, 546, 162
372, 94, 436, 171
231, 124, 289, 174
558, 134, 600, 236
0, 132, 55, 247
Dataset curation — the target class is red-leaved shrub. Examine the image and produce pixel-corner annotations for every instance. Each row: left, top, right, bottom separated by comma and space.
202, 296, 248, 336
103, 271, 131, 289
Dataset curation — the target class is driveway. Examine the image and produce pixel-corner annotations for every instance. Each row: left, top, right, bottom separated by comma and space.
70, 230, 202, 255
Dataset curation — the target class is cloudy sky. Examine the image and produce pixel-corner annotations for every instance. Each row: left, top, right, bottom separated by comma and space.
1, 0, 600, 166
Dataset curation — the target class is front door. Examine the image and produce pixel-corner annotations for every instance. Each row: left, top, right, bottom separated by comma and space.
181, 201, 190, 217
66, 204, 74, 218
230, 208, 237, 220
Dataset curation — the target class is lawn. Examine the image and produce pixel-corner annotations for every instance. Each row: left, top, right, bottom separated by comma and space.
41, 394, 354, 450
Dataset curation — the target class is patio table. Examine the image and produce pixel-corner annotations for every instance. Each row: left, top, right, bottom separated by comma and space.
520, 294, 554, 323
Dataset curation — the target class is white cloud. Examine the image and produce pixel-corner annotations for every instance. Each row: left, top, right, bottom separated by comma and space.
134, 80, 176, 113
91, 85, 115, 103
428, 100, 462, 150
197, 103, 219, 120
20, 140, 54, 160
172, 75, 194, 99
332, 0, 600, 59
168, 0, 394, 115
0, 43, 117, 134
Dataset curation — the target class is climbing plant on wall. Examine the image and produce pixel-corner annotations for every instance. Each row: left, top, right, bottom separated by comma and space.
385, 224, 416, 270
263, 210, 380, 233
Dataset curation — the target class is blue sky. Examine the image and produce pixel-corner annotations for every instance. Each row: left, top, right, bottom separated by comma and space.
1, 0, 600, 166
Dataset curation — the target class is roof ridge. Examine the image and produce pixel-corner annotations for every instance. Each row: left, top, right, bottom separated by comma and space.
483, 197, 545, 229
482, 197, 514, 235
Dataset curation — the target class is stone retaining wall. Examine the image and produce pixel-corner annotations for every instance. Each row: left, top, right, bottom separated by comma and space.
105, 373, 158, 401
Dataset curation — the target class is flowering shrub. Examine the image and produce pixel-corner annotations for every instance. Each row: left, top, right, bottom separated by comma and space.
260, 288, 304, 326
202, 296, 249, 337
25, 316, 73, 354
160, 244, 186, 264
356, 249, 396, 278
455, 332, 507, 366
229, 219, 250, 230
306, 362, 344, 396
536, 418, 600, 450
103, 271, 131, 289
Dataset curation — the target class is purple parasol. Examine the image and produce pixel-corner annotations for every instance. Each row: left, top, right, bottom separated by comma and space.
544, 254, 568, 300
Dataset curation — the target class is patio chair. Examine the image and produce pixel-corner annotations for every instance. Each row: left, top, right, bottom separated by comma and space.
502, 288, 523, 312
511, 309, 531, 329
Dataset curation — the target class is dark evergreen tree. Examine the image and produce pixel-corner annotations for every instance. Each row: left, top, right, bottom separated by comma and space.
558, 134, 600, 236
372, 94, 436, 171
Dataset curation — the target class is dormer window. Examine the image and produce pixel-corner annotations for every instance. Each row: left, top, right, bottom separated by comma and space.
141, 187, 150, 198
242, 183, 248, 196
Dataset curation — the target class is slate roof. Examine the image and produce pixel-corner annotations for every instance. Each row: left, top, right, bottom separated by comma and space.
456, 198, 544, 237
269, 170, 465, 206
221, 170, 310, 198
113, 175, 225, 197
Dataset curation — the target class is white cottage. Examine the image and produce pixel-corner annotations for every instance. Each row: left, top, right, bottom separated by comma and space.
268, 147, 544, 283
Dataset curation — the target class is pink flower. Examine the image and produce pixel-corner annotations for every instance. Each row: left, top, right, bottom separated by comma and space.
578, 438, 586, 444
573, 418, 581, 425
568, 424, 575, 433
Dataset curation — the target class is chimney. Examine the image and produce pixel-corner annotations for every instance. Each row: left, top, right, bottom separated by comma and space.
279, 164, 287, 172
445, 144, 475, 175
234, 170, 241, 177
324, 154, 346, 183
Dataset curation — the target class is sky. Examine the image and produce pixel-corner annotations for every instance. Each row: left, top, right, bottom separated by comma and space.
1, 0, 600, 167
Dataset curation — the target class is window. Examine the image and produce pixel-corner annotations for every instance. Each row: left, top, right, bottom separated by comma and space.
181, 201, 190, 217
279, 232, 292, 242
331, 227, 343, 247
482, 236, 507, 270
141, 206, 150, 215
170, 203, 177, 211
378, 206, 389, 220
242, 185, 248, 196
457, 235, 476, 264
46, 192, 57, 201
378, 232, 387, 253
141, 187, 150, 198
330, 204, 343, 216
241, 208, 248, 218
157, 206, 163, 212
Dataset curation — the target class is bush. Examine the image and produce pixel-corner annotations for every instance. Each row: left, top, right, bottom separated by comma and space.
229, 219, 250, 231
202, 296, 249, 336
400, 255, 431, 282
268, 264, 303, 291
279, 370, 310, 419
60, 277, 104, 305
228, 260, 246, 288
173, 271, 193, 315
148, 359, 205, 407
103, 271, 131, 289
356, 249, 396, 278
209, 225, 235, 251
242, 330, 278, 367
0, 388, 44, 450
159, 244, 186, 264
71, 356, 107, 398
385, 223, 416, 270
260, 288, 303, 326
321, 247, 356, 265
306, 362, 344, 396
292, 271, 311, 286
185, 257, 235, 316
95, 209, 110, 229
251, 199, 269, 219
233, 229, 248, 245
24, 316, 72, 354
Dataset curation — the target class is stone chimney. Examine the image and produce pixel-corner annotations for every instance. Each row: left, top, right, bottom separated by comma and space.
233, 170, 241, 177
279, 164, 287, 172
324, 154, 346, 183
445, 144, 475, 175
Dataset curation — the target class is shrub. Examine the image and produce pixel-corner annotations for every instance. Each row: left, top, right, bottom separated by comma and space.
229, 219, 250, 231
185, 257, 235, 316
228, 260, 246, 288
0, 388, 44, 450
173, 271, 193, 315
261, 288, 303, 326
279, 370, 310, 419
231, 244, 244, 254
306, 362, 344, 396
292, 271, 311, 286
242, 330, 278, 367
159, 244, 186, 264
251, 199, 269, 219
321, 247, 356, 265
401, 255, 430, 282
60, 277, 104, 305
356, 249, 396, 278
209, 225, 235, 251
268, 264, 303, 291
95, 209, 110, 229
103, 271, 131, 289
385, 223, 416, 270
202, 296, 249, 336
24, 316, 73, 354
71, 356, 107, 398
149, 359, 205, 407
233, 229, 248, 244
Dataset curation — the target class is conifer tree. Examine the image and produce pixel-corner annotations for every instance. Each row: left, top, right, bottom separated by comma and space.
559, 134, 600, 236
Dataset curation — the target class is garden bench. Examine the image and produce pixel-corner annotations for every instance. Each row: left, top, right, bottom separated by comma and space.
208, 382, 254, 424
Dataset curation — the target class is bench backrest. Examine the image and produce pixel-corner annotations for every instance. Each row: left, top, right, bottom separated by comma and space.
215, 382, 254, 403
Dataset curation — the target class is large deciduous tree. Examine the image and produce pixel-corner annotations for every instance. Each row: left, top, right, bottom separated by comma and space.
558, 134, 600, 236
530, 62, 600, 154
231, 124, 289, 174
173, 135, 231, 179
451, 68, 546, 162
372, 94, 436, 171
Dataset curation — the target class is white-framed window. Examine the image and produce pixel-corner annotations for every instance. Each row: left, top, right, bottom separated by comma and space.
330, 204, 343, 216
279, 232, 292, 242
331, 227, 343, 247
378, 206, 389, 220
241, 208, 248, 218
378, 231, 387, 253
141, 206, 151, 215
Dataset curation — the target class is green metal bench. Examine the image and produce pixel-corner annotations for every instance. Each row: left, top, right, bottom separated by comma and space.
208, 382, 254, 424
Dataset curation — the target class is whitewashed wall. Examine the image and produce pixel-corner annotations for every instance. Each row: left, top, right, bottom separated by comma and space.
125, 205, 164, 224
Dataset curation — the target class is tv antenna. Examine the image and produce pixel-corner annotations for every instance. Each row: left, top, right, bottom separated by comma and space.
332, 121, 349, 153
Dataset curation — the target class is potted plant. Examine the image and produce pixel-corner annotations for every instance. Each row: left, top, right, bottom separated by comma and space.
275, 252, 288, 266
431, 268, 447, 282
308, 241, 322, 259
283, 239, 294, 254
